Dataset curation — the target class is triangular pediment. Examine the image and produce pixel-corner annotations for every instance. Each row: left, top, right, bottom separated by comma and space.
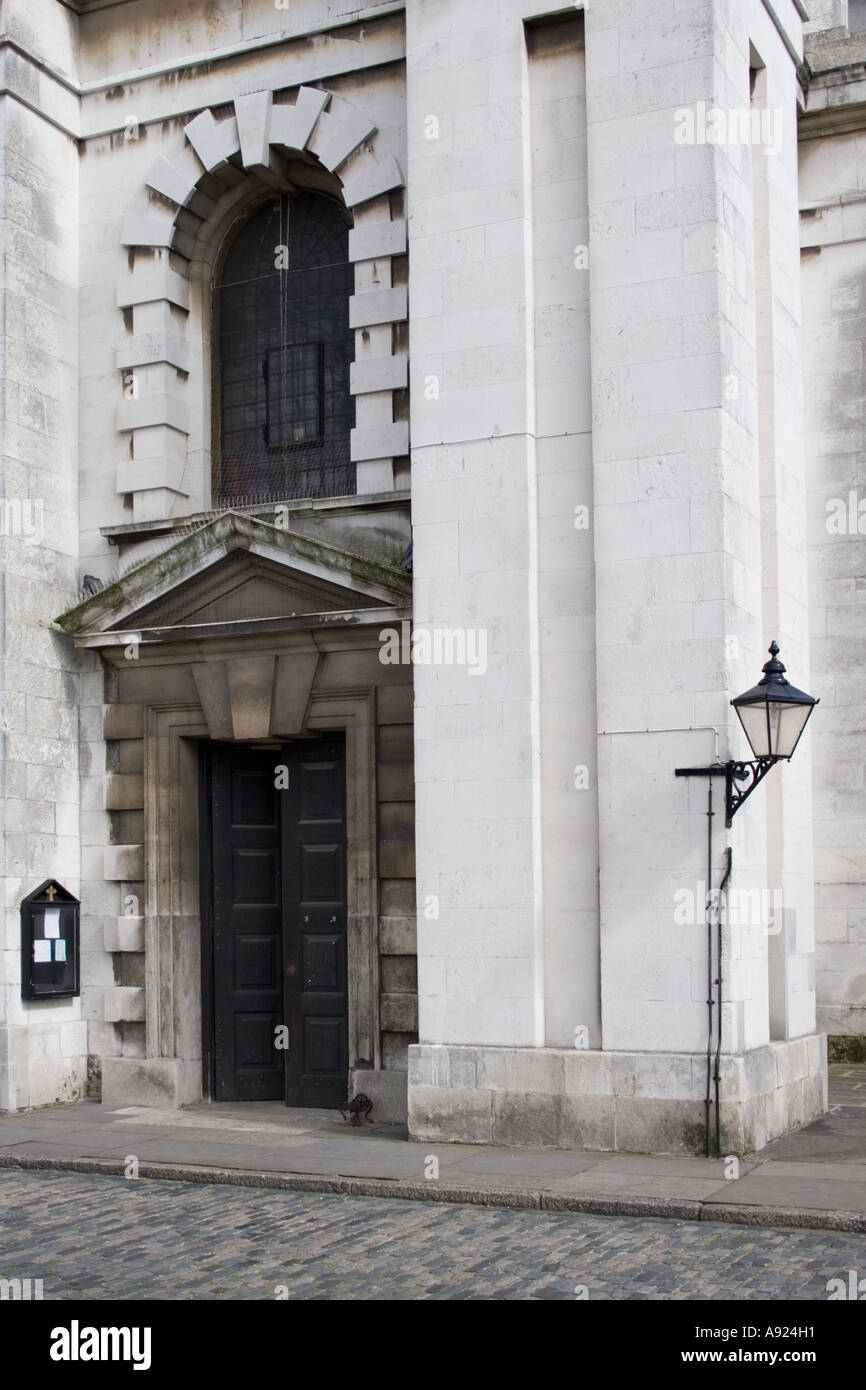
123, 549, 373, 628
55, 510, 411, 641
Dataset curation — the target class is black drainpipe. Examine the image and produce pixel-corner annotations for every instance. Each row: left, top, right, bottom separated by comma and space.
704, 777, 715, 1158
714, 847, 733, 1157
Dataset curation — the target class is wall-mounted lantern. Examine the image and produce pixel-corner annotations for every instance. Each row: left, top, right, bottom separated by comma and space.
676, 642, 819, 827
21, 880, 80, 1000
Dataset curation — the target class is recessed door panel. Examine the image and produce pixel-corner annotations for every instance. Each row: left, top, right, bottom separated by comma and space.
234, 934, 279, 991
235, 1012, 281, 1071
232, 767, 278, 827
233, 847, 279, 904
302, 933, 343, 992
298, 760, 342, 822
299, 843, 343, 902
303, 1015, 347, 1075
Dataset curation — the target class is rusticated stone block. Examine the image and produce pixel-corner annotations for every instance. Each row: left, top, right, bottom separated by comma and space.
380, 993, 418, 1032
408, 1083, 493, 1144
104, 917, 145, 953
103, 845, 144, 881
105, 774, 144, 811
104, 986, 145, 1023
103, 704, 143, 740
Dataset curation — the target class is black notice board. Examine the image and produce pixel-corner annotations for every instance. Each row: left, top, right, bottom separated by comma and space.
21, 880, 80, 999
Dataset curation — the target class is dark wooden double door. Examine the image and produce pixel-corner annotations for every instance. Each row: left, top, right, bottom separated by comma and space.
202, 737, 348, 1107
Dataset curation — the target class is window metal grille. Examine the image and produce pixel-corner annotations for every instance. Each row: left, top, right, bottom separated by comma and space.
264, 343, 323, 446
214, 193, 355, 505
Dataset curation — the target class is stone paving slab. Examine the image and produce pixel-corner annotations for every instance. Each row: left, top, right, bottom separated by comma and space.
705, 1173, 866, 1213
0, 1124, 101, 1145
439, 1151, 604, 1180
124, 1126, 332, 1152
0, 1137, 170, 1160
127, 1141, 350, 1172
751, 1157, 866, 1184
583, 1153, 761, 1177
758, 1108, 866, 1163
827, 1068, 866, 1107
124, 1139, 462, 1179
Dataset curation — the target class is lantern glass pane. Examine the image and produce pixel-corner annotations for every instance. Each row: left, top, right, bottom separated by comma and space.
735, 703, 771, 759
771, 702, 813, 758
736, 700, 813, 759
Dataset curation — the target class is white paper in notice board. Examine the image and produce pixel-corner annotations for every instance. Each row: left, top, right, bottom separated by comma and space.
44, 907, 61, 939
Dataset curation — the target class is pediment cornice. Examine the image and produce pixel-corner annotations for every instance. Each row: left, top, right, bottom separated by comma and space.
55, 510, 411, 643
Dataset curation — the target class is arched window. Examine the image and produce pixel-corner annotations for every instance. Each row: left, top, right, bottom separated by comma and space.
213, 192, 354, 505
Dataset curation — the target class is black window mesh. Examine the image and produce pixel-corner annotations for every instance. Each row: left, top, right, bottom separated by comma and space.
214, 193, 355, 505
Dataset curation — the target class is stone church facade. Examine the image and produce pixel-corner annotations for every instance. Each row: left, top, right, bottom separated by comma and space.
0, 0, 863, 1154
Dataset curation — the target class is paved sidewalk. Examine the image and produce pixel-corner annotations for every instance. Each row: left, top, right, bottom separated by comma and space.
0, 1064, 864, 1234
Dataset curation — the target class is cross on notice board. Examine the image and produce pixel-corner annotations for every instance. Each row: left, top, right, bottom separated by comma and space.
45, 885, 57, 902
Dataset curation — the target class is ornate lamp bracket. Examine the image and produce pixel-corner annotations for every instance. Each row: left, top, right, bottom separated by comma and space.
674, 757, 781, 828
724, 757, 779, 828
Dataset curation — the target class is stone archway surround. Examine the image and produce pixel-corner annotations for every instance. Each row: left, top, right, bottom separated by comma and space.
116, 84, 408, 521
100, 687, 380, 1109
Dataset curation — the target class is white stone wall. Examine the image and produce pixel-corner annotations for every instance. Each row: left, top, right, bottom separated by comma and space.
0, 0, 84, 1109
589, 0, 812, 1058
800, 117, 866, 1041
410, 0, 818, 1075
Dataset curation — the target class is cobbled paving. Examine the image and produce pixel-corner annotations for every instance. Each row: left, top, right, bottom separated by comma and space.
0, 1169, 864, 1300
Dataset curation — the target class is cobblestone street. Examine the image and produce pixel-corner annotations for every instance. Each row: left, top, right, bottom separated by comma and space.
1, 1169, 864, 1301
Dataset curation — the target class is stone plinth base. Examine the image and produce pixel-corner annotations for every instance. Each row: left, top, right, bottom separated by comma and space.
100, 1057, 201, 1110
408, 1037, 827, 1155
350, 1068, 407, 1123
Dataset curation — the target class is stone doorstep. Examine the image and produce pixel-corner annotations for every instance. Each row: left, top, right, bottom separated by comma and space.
0, 1153, 863, 1234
